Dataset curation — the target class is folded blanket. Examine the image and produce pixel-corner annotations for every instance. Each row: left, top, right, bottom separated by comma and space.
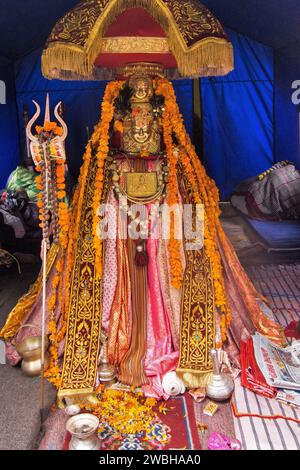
231, 162, 300, 220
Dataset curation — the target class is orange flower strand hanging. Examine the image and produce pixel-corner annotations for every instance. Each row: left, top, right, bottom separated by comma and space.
156, 78, 231, 342
45, 82, 124, 387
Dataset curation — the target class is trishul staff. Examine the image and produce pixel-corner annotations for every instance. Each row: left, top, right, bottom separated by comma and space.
26, 94, 68, 418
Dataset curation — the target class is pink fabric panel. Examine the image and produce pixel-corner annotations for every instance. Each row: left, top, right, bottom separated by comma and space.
101, 190, 118, 334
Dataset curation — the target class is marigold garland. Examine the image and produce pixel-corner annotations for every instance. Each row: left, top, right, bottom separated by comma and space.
83, 390, 161, 437
45, 82, 124, 386
45, 78, 231, 386
34, 122, 70, 247
160, 105, 184, 289
36, 121, 63, 136
92, 81, 125, 278
155, 78, 231, 342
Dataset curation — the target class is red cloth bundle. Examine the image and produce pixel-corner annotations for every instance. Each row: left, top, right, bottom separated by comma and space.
240, 338, 277, 399
284, 321, 300, 340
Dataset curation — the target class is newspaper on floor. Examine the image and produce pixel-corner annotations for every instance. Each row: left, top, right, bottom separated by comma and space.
276, 389, 300, 409
252, 333, 300, 391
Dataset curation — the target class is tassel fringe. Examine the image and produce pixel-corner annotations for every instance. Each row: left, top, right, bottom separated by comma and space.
42, 0, 234, 80
177, 370, 213, 389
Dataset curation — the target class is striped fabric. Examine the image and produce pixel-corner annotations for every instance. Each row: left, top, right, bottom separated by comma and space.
232, 379, 300, 450
247, 264, 300, 327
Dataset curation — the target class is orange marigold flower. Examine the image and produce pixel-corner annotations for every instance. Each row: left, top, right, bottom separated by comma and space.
114, 120, 124, 133
54, 126, 63, 136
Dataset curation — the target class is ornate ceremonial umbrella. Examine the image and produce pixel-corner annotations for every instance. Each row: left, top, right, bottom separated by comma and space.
42, 0, 234, 80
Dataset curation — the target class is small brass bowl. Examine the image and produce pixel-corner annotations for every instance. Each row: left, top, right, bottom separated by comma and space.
66, 414, 100, 450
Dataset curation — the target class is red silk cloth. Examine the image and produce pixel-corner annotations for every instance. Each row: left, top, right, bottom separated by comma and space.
240, 338, 277, 399
105, 8, 167, 37
95, 8, 177, 69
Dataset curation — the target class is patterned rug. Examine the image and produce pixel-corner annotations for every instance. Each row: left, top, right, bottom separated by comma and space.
40, 394, 200, 451
93, 394, 200, 450
192, 263, 300, 451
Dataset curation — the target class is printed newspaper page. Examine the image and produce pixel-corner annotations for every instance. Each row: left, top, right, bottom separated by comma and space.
252, 333, 300, 391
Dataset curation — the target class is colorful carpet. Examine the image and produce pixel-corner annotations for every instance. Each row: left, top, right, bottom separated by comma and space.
247, 264, 300, 326
54, 394, 200, 451
96, 394, 200, 450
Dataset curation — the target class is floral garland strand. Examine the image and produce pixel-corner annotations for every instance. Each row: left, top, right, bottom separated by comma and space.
45, 82, 124, 387
45, 146, 93, 387
92, 81, 125, 278
34, 121, 69, 247
156, 79, 231, 342
160, 105, 184, 289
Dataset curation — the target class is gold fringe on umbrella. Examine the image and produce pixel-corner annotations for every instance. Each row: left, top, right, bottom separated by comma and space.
42, 0, 234, 80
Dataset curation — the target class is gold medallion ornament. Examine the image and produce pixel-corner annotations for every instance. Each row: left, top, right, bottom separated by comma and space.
126, 172, 158, 199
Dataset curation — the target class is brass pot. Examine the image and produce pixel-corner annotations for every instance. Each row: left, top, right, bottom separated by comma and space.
21, 350, 50, 377
206, 349, 234, 402
14, 324, 50, 377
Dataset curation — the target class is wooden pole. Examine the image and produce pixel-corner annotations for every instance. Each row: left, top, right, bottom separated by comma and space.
39, 237, 47, 422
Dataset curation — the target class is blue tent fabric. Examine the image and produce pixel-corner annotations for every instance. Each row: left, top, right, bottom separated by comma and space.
14, 32, 273, 200
0, 57, 20, 189
201, 30, 274, 200
0, 2, 299, 200
3, 30, 275, 201
0, 1, 300, 199
15, 49, 106, 179
275, 48, 300, 169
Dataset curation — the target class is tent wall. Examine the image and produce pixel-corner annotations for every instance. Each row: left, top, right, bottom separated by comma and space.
0, 57, 20, 188
15, 49, 193, 180
6, 32, 279, 201
275, 46, 300, 168
201, 30, 275, 200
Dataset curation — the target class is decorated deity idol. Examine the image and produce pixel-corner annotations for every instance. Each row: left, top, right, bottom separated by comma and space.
0, 0, 285, 404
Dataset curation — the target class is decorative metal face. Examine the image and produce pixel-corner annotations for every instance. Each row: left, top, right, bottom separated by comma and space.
122, 74, 161, 154
129, 75, 153, 102
131, 106, 153, 143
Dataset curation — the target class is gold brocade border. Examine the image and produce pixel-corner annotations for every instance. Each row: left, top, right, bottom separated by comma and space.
42, 0, 233, 79
101, 37, 170, 54
58, 155, 110, 400
176, 162, 215, 388
0, 243, 59, 341
176, 247, 215, 387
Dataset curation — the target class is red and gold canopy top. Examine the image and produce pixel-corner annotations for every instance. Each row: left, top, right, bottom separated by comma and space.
42, 0, 234, 80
